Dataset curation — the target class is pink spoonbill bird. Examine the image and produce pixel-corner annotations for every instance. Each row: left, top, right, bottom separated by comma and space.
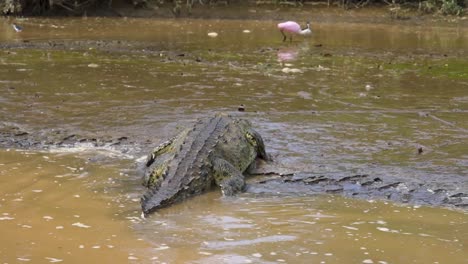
277, 21, 311, 42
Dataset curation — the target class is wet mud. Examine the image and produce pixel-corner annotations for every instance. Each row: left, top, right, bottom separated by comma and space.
249, 171, 467, 209
0, 122, 136, 153
0, 40, 187, 58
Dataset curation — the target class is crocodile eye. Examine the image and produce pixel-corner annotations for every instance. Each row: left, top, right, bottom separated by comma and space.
146, 138, 175, 166
245, 132, 257, 147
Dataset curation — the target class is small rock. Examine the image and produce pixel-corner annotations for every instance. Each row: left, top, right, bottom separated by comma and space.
365, 84, 374, 91
418, 147, 423, 155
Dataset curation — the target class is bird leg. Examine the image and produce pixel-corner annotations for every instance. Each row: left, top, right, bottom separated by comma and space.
280, 30, 287, 42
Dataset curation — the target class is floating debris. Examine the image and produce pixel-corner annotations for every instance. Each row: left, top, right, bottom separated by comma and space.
87, 63, 99, 68
313, 65, 330, 71
342, 226, 359, 230
377, 227, 390, 232
45, 257, 63, 263
207, 32, 218, 38
281, 67, 302, 73
155, 245, 170, 250
0, 216, 14, 221
72, 222, 91, 228
376, 226, 401, 233
243, 29, 251, 33
418, 233, 433, 237
43, 216, 53, 221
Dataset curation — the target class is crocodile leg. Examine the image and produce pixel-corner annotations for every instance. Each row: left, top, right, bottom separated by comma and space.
213, 158, 246, 196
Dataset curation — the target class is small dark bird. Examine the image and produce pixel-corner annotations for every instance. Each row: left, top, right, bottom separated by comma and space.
12, 23, 23, 33
238, 104, 245, 112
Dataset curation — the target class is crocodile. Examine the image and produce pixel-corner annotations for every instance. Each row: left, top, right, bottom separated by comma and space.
141, 114, 268, 215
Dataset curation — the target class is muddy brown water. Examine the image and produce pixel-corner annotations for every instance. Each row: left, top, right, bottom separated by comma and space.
1, 16, 467, 263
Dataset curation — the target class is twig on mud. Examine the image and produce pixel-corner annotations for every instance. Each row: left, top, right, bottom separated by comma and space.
250, 171, 295, 176
427, 114, 468, 133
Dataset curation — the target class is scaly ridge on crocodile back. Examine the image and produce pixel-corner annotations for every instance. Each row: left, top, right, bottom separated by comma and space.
141, 114, 268, 215
172, 115, 226, 188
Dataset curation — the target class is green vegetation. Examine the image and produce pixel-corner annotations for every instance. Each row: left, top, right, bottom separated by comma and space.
419, 0, 464, 15
0, 0, 465, 16
384, 59, 468, 80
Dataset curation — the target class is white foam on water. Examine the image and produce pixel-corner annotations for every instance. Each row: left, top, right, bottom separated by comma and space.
45, 257, 63, 263
343, 226, 359, 230
72, 222, 91, 228
48, 143, 135, 159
